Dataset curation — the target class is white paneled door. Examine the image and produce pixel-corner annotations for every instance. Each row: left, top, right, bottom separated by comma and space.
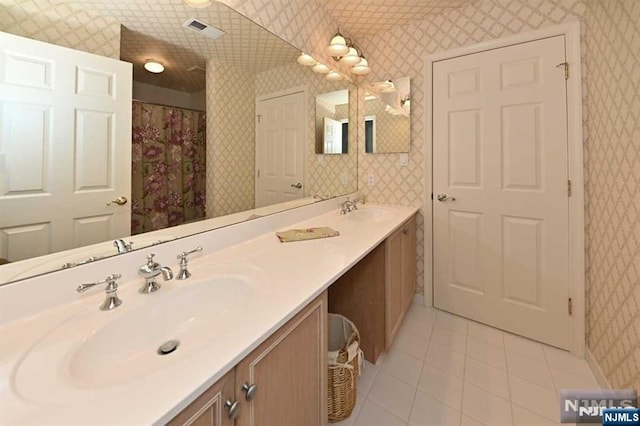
433, 36, 571, 349
0, 31, 132, 262
255, 91, 305, 208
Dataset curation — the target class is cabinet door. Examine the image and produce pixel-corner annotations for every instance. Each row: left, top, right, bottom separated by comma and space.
402, 216, 417, 312
235, 293, 327, 426
385, 227, 404, 349
167, 369, 235, 426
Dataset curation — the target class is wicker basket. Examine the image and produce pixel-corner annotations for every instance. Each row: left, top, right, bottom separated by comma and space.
327, 314, 363, 422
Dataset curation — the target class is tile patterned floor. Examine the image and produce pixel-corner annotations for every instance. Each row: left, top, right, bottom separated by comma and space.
333, 304, 601, 426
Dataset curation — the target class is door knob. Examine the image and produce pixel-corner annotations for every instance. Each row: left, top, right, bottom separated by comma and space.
224, 400, 240, 419
436, 193, 455, 202
242, 383, 258, 401
291, 182, 302, 189
106, 196, 128, 206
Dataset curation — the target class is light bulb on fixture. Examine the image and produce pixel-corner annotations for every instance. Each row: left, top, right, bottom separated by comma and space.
144, 60, 165, 73
326, 71, 343, 81
327, 33, 349, 56
380, 80, 396, 93
339, 47, 361, 66
351, 57, 371, 75
312, 63, 331, 74
183, 0, 212, 7
297, 53, 317, 66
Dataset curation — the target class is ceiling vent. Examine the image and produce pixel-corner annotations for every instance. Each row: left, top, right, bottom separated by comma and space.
182, 18, 225, 40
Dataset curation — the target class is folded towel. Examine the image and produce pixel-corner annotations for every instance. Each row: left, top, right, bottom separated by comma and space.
276, 227, 340, 243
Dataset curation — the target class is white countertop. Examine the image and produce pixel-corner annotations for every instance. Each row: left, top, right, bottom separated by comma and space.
0, 203, 417, 425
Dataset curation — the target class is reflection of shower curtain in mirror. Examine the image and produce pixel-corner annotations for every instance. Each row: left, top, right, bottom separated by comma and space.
131, 101, 206, 235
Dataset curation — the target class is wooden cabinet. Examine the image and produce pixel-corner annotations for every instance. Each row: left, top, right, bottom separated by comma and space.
168, 369, 235, 426
235, 293, 327, 426
386, 216, 417, 349
328, 214, 417, 363
168, 293, 327, 426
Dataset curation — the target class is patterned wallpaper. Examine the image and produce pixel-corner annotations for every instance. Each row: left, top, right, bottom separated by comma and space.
205, 62, 256, 218
255, 62, 358, 199
0, 0, 120, 59
583, 0, 639, 393
364, 98, 411, 153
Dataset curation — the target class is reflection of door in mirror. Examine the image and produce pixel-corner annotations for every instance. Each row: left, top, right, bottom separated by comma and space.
0, 32, 132, 263
255, 91, 305, 208
315, 89, 349, 155
365, 77, 411, 153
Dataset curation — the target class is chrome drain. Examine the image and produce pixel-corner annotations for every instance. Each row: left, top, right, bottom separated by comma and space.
158, 339, 180, 355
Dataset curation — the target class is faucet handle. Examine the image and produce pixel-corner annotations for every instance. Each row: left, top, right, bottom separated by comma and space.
177, 246, 203, 261
77, 273, 121, 293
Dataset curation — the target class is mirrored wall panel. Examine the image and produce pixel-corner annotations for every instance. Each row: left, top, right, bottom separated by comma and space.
364, 77, 411, 153
315, 89, 349, 154
0, 1, 358, 285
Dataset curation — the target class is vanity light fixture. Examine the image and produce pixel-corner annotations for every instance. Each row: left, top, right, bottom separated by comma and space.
351, 57, 371, 75
297, 53, 317, 66
144, 60, 165, 73
183, 0, 212, 7
327, 31, 370, 74
312, 63, 331, 74
326, 71, 343, 81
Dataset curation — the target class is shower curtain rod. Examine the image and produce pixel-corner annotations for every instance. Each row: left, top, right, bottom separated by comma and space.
132, 99, 205, 113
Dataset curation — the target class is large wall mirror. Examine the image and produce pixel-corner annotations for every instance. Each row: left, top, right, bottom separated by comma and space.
315, 90, 349, 155
0, 1, 358, 285
364, 77, 411, 153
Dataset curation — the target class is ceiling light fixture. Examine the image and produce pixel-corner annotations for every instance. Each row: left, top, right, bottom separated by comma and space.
183, 0, 212, 8
327, 32, 349, 56
351, 57, 371, 75
144, 60, 165, 73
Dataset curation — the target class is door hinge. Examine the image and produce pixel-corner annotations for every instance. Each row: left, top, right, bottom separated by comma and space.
256, 114, 262, 124
568, 297, 573, 316
431, 193, 433, 200
568, 180, 572, 197
556, 62, 569, 80
257, 169, 260, 178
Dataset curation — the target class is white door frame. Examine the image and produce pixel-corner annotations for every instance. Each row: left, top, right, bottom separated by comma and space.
423, 21, 585, 356
255, 85, 307, 205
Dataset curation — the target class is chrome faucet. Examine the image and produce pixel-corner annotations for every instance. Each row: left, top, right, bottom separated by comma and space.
138, 254, 173, 294
176, 246, 203, 280
76, 273, 122, 311
339, 198, 358, 214
114, 239, 133, 253
313, 194, 328, 201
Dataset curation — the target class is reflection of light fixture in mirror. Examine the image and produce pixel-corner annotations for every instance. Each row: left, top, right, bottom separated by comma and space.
351, 57, 371, 75
144, 60, 164, 73
326, 71, 343, 81
327, 32, 349, 56
183, 0, 212, 7
297, 53, 317, 66
380, 80, 396, 93
312, 63, 331, 74
401, 96, 411, 109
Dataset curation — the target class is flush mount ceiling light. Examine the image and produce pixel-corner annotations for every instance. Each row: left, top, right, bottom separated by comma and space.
297, 53, 317, 66
312, 63, 331, 74
183, 0, 212, 7
144, 60, 164, 73
326, 71, 343, 81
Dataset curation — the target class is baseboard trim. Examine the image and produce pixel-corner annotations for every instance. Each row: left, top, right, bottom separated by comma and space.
586, 349, 611, 389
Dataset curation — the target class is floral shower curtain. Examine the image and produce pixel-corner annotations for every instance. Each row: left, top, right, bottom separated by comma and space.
131, 101, 206, 235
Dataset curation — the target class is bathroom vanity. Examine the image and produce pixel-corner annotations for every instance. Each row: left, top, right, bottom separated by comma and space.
0, 196, 418, 425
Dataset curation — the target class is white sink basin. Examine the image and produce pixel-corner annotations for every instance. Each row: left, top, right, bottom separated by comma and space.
12, 263, 266, 404
345, 206, 395, 223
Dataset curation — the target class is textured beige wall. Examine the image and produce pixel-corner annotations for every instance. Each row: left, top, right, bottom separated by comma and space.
0, 1, 120, 59
584, 0, 639, 393
364, 98, 411, 153
255, 62, 358, 199
205, 62, 256, 218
